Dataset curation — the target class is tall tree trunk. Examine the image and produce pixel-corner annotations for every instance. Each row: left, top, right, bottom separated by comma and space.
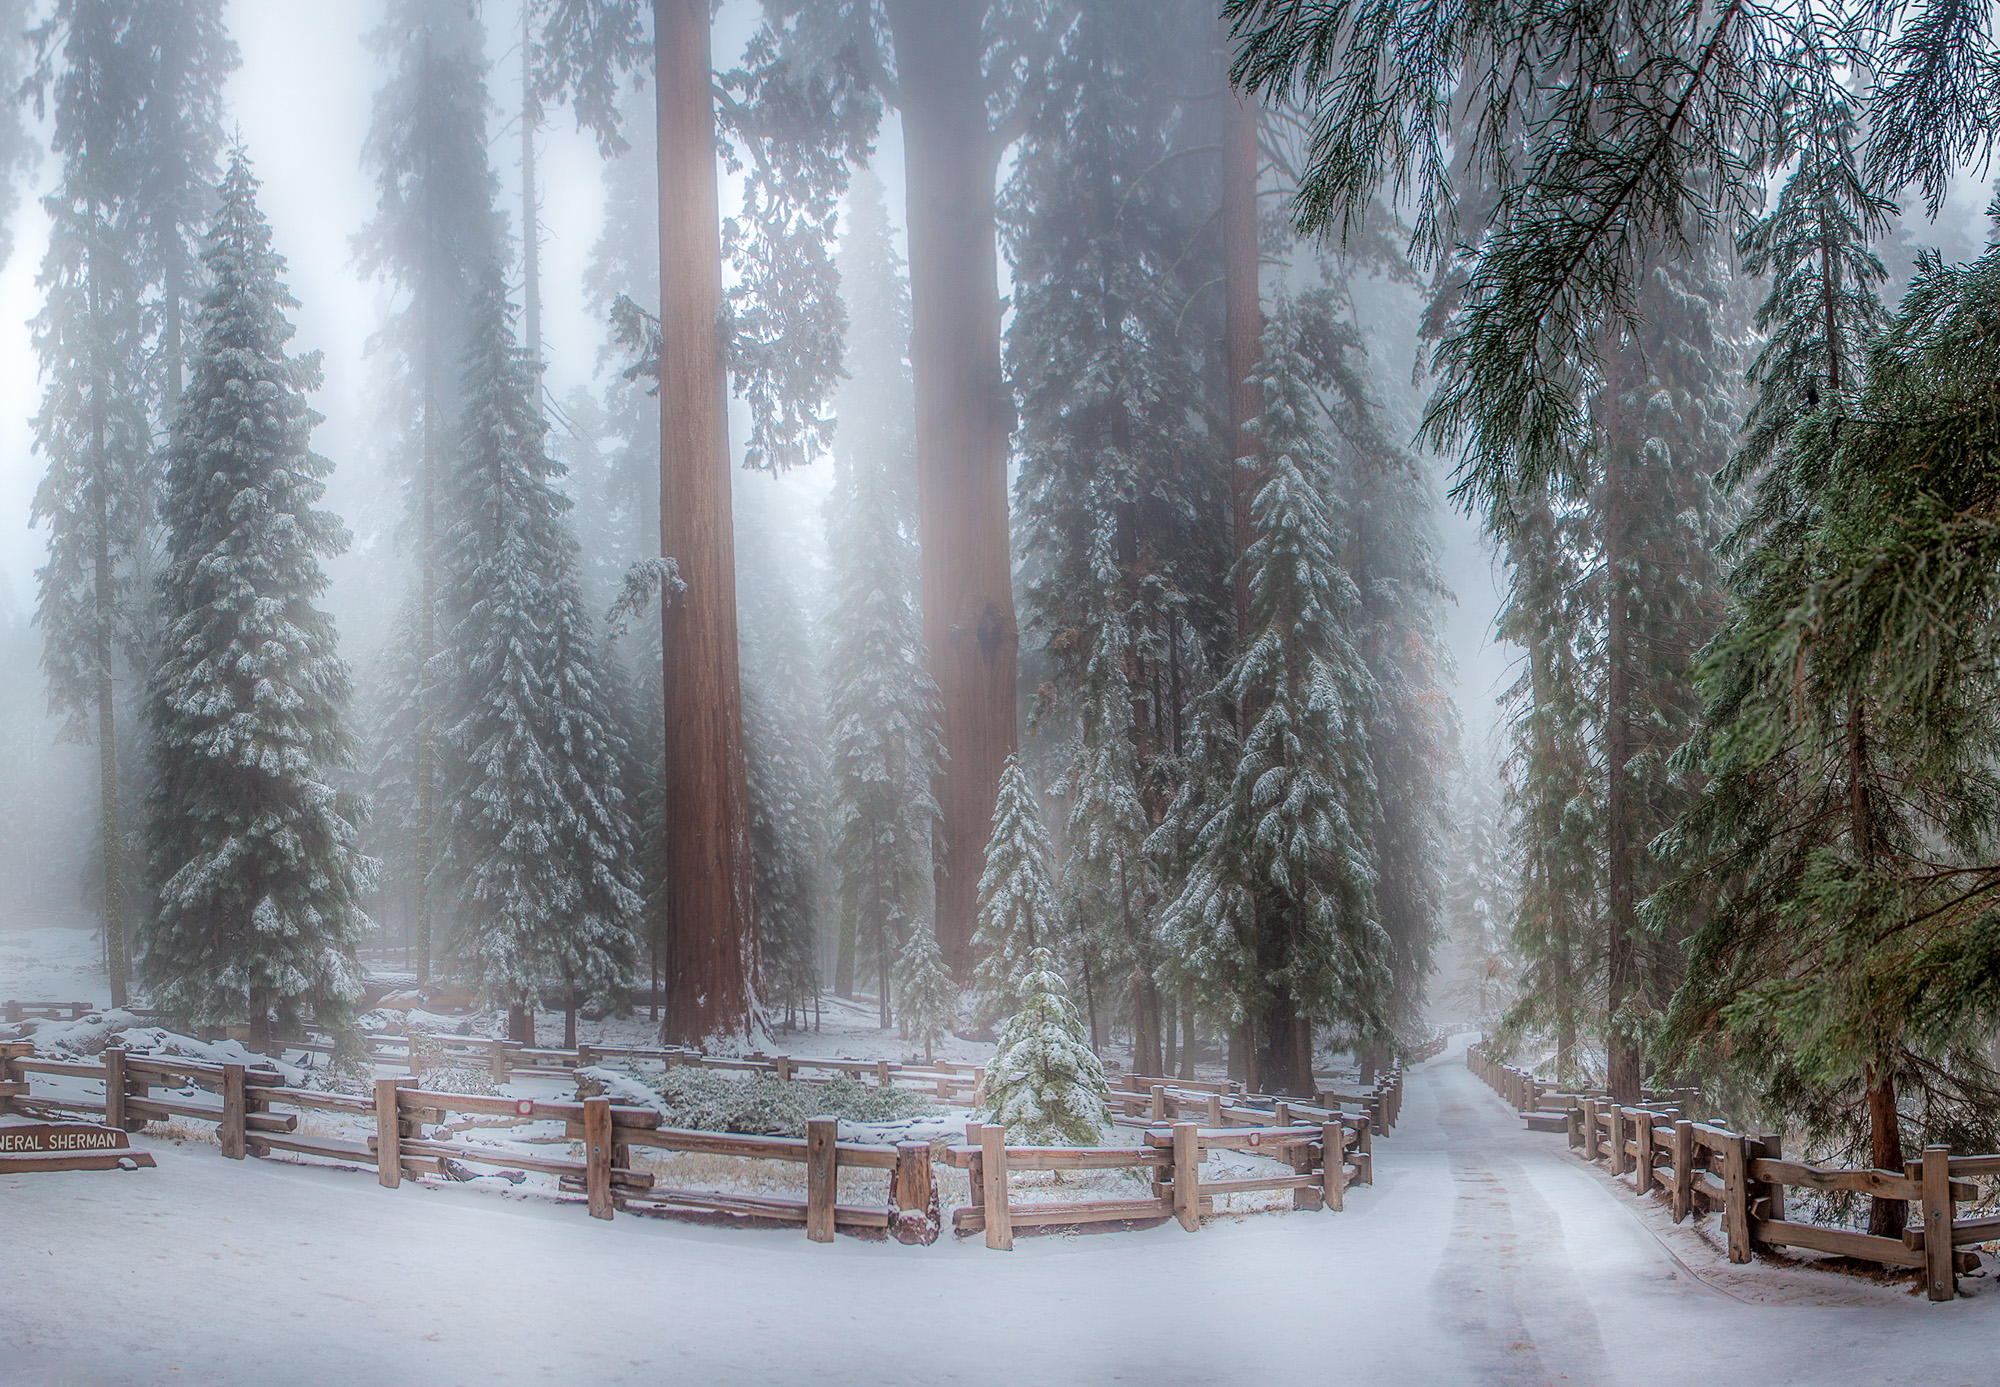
1866, 1061, 1906, 1238
884, 0, 1017, 979
834, 908, 857, 998
563, 980, 578, 1051
90, 383, 127, 1009
508, 1002, 535, 1046
876, 919, 890, 1029
246, 988, 273, 1054
1179, 980, 1198, 1078
1222, 68, 1263, 638
1602, 362, 1642, 1106
520, 4, 542, 370
654, 0, 758, 1047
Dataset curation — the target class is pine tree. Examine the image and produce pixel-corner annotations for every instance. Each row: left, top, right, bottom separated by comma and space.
28, 0, 162, 1008
1654, 86, 2000, 1234
436, 271, 642, 1043
142, 150, 371, 1044
1158, 297, 1392, 1096
737, 482, 826, 1031
823, 169, 943, 1022
977, 946, 1111, 1146
1004, 0, 1230, 1073
357, 0, 508, 986
895, 922, 956, 1064
970, 756, 1061, 1027
1493, 481, 1604, 1082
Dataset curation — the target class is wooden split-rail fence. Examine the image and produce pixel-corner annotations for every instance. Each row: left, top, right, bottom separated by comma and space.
1, 1033, 1405, 1251
1468, 1043, 1993, 1301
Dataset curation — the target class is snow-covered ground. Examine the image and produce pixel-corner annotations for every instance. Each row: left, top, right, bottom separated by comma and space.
10, 1037, 2000, 1386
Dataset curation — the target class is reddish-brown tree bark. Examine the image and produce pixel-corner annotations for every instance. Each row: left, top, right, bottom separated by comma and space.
654, 0, 758, 1046
883, 0, 1018, 978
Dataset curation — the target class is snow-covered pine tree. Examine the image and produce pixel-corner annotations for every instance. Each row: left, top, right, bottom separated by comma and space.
436, 269, 642, 1045
1050, 501, 1156, 1055
1158, 296, 1391, 1097
977, 947, 1111, 1146
356, 0, 508, 985
142, 150, 371, 1045
1654, 84, 2000, 1234
895, 921, 955, 1064
823, 169, 943, 1019
970, 755, 1061, 1027
737, 481, 826, 1031
1493, 481, 1605, 1083
28, 0, 167, 1008
1004, 0, 1230, 1073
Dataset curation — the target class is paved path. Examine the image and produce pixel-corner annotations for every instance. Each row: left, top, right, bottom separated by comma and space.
4, 1038, 1994, 1385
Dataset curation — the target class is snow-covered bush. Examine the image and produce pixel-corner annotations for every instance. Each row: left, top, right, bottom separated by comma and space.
977, 948, 1110, 1146
611, 1067, 940, 1138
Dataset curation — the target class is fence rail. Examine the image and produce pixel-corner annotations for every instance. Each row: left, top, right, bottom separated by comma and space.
2, 1031, 1410, 1252
1468, 1043, 1985, 1301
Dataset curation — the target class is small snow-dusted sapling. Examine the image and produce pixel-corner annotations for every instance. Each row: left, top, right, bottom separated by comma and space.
978, 947, 1110, 1146
895, 921, 957, 1063
970, 755, 1060, 1026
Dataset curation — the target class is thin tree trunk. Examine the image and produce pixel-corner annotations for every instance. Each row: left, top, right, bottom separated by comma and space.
520, 4, 542, 370
1179, 981, 1198, 1078
876, 919, 890, 1030
91, 437, 127, 1009
1222, 61, 1263, 638
654, 0, 758, 1048
834, 908, 857, 998
1602, 350, 1642, 1106
563, 980, 578, 1050
1866, 1062, 1906, 1238
883, 0, 1017, 980
508, 1002, 534, 1047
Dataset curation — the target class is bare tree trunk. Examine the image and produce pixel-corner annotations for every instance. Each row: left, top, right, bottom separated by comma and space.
563, 980, 578, 1051
1179, 982, 1198, 1078
1222, 65, 1263, 638
653, 0, 758, 1048
833, 910, 857, 998
508, 1002, 535, 1047
884, 0, 1017, 979
86, 215, 128, 1009
520, 2, 542, 371
1866, 1063, 1907, 1238
1602, 361, 1642, 1106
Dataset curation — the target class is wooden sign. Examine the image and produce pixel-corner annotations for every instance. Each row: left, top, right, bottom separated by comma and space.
0, 1121, 154, 1173
0, 1122, 129, 1154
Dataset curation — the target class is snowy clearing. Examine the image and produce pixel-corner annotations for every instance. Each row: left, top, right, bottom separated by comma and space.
8, 1037, 1999, 1387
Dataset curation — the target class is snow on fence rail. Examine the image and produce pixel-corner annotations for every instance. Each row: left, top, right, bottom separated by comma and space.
1468, 1042, 1986, 1301
1, 1036, 1404, 1251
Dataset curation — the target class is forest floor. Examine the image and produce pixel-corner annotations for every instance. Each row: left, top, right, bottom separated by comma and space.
9, 1031, 2000, 1385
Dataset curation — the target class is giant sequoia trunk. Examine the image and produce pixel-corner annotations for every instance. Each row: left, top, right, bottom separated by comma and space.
654, 0, 758, 1047
1222, 81, 1263, 637
883, 0, 1018, 978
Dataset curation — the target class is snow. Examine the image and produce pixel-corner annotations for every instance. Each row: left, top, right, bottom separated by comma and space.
10, 1036, 2000, 1385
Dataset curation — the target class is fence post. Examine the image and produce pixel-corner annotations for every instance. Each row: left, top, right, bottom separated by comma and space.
965, 1120, 985, 1222
1722, 1131, 1753, 1264
1171, 1122, 1201, 1232
1671, 1120, 1695, 1222
891, 1140, 936, 1245
1751, 1132, 1785, 1223
374, 1077, 402, 1189
1206, 1093, 1223, 1126
1150, 1084, 1167, 1122
1631, 1109, 1653, 1194
1922, 1145, 1956, 1302
979, 1123, 1013, 1250
0, 1041, 27, 1115
875, 1060, 893, 1088
219, 1063, 246, 1160
1322, 1122, 1345, 1212
805, 1115, 838, 1243
584, 1096, 615, 1222
102, 1045, 129, 1131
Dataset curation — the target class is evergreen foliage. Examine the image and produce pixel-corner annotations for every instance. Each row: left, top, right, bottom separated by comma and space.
142, 151, 371, 1036
1158, 298, 1391, 1080
977, 947, 1111, 1146
970, 756, 1061, 1026
895, 922, 956, 1064
435, 271, 642, 1026
822, 171, 942, 1018
1657, 94, 2000, 1212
